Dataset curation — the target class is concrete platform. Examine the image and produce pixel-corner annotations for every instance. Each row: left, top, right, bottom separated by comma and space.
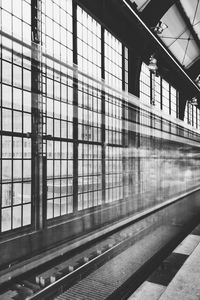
128, 282, 166, 300
131, 229, 200, 300
173, 234, 200, 255
160, 242, 200, 300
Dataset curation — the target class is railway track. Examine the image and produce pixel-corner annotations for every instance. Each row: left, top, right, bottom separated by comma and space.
1, 191, 200, 300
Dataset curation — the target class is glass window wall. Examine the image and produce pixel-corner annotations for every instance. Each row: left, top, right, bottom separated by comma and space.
140, 63, 151, 104
104, 30, 123, 203
0, 1, 129, 230
140, 63, 179, 119
77, 6, 102, 210
42, 0, 74, 219
1, 0, 32, 232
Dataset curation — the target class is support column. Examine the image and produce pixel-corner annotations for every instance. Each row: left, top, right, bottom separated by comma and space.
72, 1, 79, 212
101, 27, 106, 205
127, 49, 141, 210
128, 49, 142, 97
179, 92, 187, 121
31, 0, 45, 229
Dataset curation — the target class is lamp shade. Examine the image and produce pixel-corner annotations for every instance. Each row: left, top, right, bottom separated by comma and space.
195, 76, 200, 87
148, 56, 158, 72
191, 97, 198, 105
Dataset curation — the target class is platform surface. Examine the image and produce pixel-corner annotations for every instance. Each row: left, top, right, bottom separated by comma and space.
173, 234, 200, 255
128, 282, 166, 300
160, 242, 200, 300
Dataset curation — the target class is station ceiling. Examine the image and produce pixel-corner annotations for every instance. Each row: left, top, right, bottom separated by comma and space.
79, 0, 200, 98
134, 0, 200, 76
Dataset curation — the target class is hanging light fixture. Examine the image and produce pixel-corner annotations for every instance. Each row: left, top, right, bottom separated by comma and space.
195, 75, 200, 87
152, 21, 168, 34
148, 55, 158, 73
189, 97, 198, 106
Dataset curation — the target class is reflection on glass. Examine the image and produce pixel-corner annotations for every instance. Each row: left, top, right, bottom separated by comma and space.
23, 69, 31, 90
2, 10, 12, 34
13, 88, 22, 110
2, 208, 12, 232
47, 200, 53, 219
23, 139, 31, 159
13, 43, 22, 65
23, 1, 31, 24
13, 183, 22, 205
47, 180, 54, 199
23, 23, 31, 44
61, 197, 67, 215
2, 184, 12, 207
23, 183, 31, 203
54, 198, 60, 217
2, 84, 12, 108
2, 160, 12, 180
23, 113, 31, 133
13, 137, 22, 158
13, 17, 22, 40
2, 0, 12, 11
2, 136, 12, 158
23, 204, 31, 225
13, 160, 22, 180
3, 61, 12, 84
13, 206, 21, 229
14, 111, 22, 132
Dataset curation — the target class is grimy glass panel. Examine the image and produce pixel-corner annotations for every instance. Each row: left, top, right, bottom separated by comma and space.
124, 47, 129, 92
140, 63, 179, 119
0, 0, 32, 232
155, 75, 161, 109
162, 79, 170, 115
104, 30, 123, 203
184, 101, 194, 126
77, 6, 101, 78
77, 6, 102, 210
78, 144, 102, 210
140, 63, 151, 104
171, 86, 177, 118
42, 0, 74, 219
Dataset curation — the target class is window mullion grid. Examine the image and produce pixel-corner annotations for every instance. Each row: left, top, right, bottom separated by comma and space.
122, 45, 127, 202
21, 41, 24, 228
169, 85, 171, 115
31, 0, 44, 229
0, 23, 2, 232
169, 85, 171, 133
59, 69, 61, 217
101, 26, 106, 205
176, 91, 179, 119
160, 77, 163, 110
72, 0, 78, 212
11, 30, 14, 231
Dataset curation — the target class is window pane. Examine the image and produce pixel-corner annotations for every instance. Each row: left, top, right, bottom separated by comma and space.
2, 184, 12, 207
13, 183, 22, 205
2, 208, 12, 232
13, 206, 22, 229
23, 183, 31, 203
23, 204, 31, 225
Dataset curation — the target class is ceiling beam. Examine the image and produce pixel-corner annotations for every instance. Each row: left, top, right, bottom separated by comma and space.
141, 0, 175, 27
187, 58, 200, 79
175, 0, 200, 50
119, 0, 200, 96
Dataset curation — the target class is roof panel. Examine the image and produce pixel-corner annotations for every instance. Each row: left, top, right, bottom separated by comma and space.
160, 5, 187, 47
194, 22, 200, 39
133, 0, 151, 11
180, 0, 200, 39
169, 31, 200, 67
158, 3, 200, 68
180, 0, 200, 24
